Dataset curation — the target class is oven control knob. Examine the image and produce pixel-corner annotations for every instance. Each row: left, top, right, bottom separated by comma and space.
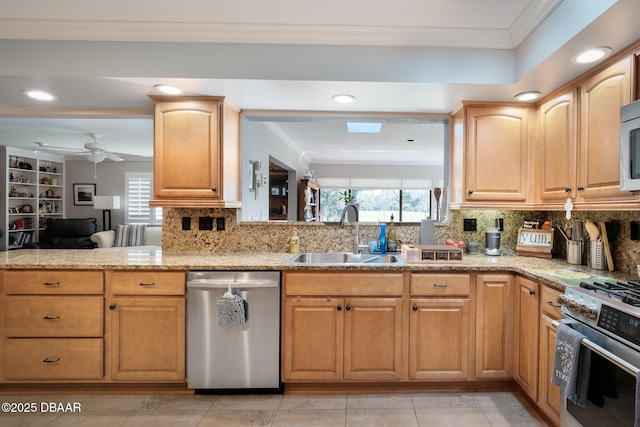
557, 295, 568, 306
579, 303, 598, 319
566, 298, 579, 311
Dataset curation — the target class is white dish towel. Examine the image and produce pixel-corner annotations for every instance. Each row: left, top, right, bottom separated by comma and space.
216, 285, 246, 328
551, 323, 591, 407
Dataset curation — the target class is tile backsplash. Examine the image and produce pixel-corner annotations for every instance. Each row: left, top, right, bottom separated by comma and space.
162, 208, 640, 274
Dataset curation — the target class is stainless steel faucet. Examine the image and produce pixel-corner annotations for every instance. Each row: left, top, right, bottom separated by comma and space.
339, 202, 367, 253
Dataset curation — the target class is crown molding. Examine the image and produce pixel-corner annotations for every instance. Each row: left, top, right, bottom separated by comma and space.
0, 19, 517, 48
509, 0, 563, 47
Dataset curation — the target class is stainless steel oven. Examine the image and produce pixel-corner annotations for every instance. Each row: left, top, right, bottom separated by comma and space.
556, 282, 640, 426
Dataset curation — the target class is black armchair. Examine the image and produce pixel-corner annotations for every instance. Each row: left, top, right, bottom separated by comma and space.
23, 218, 98, 249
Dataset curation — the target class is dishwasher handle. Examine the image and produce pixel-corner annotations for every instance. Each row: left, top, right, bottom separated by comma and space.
187, 280, 280, 290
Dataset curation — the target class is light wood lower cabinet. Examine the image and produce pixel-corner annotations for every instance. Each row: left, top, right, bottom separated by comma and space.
538, 286, 562, 426
282, 272, 404, 382
514, 276, 540, 400
107, 271, 186, 382
409, 273, 472, 381
475, 274, 514, 379
1, 269, 104, 382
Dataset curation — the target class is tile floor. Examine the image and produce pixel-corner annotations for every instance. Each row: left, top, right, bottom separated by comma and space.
0, 391, 549, 426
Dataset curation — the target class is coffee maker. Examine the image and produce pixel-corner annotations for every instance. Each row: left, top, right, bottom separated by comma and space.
485, 227, 501, 256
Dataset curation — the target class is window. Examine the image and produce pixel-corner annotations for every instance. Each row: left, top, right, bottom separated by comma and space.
320, 187, 431, 222
125, 172, 162, 225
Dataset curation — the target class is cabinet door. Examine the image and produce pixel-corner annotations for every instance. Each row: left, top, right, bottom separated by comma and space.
514, 276, 539, 400
465, 106, 531, 202
538, 90, 578, 202
578, 57, 633, 201
344, 298, 403, 380
475, 274, 513, 379
282, 297, 344, 381
153, 98, 222, 199
539, 314, 561, 426
109, 297, 185, 381
409, 298, 471, 381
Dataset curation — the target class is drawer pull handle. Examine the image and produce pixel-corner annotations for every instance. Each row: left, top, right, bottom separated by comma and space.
138, 282, 155, 287
42, 358, 60, 363
433, 283, 448, 288
547, 301, 561, 308
43, 315, 60, 320
43, 282, 60, 287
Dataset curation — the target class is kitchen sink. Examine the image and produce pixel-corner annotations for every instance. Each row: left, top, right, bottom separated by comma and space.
291, 252, 402, 264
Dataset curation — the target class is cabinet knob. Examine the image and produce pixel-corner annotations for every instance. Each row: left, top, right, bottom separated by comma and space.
565, 187, 572, 192
109, 304, 117, 310
468, 189, 474, 195
577, 186, 584, 191
346, 305, 351, 311
413, 305, 418, 311
529, 289, 536, 296
337, 305, 342, 311
211, 188, 217, 192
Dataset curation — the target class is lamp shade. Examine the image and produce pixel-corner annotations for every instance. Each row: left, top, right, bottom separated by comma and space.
93, 195, 121, 210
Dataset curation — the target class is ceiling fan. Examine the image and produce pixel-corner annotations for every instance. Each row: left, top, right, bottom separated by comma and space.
34, 133, 126, 163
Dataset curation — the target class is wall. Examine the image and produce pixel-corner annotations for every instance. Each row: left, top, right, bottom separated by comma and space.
65, 159, 152, 230
241, 120, 305, 221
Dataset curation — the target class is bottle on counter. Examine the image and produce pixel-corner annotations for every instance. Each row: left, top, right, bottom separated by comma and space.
289, 231, 300, 254
387, 214, 397, 252
379, 223, 387, 255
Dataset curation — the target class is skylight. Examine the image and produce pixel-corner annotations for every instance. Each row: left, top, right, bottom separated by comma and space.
347, 122, 382, 133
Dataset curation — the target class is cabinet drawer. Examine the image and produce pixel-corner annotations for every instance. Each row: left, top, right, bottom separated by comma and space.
2, 270, 103, 295
285, 272, 403, 296
541, 285, 562, 319
4, 296, 103, 337
411, 274, 471, 296
109, 271, 185, 295
3, 338, 103, 380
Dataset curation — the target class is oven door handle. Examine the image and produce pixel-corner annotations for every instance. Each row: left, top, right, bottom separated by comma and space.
552, 319, 640, 377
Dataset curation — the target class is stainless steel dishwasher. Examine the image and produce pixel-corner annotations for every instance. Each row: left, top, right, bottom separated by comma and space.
187, 271, 282, 392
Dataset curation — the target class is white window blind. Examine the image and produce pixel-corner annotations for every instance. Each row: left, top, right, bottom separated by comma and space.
125, 172, 162, 225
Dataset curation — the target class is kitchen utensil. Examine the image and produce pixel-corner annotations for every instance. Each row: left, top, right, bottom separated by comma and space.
433, 188, 442, 222
557, 226, 570, 241
566, 240, 585, 265
585, 220, 600, 241
599, 221, 614, 272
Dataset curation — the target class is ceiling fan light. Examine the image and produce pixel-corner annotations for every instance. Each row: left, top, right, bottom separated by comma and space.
85, 152, 106, 163
23, 90, 56, 101
155, 84, 182, 95
515, 91, 541, 101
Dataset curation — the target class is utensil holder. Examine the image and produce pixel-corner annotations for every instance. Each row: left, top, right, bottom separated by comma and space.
566, 240, 585, 265
590, 240, 606, 270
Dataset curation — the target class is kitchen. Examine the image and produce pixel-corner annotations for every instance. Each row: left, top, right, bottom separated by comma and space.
3, 1, 640, 426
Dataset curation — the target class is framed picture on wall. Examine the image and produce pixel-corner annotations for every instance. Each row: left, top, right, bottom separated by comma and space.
73, 183, 96, 206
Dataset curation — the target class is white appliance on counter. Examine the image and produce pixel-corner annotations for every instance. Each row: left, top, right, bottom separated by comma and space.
187, 271, 282, 393
620, 99, 640, 191
556, 281, 640, 426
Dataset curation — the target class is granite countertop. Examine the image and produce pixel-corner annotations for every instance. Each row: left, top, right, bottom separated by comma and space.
0, 248, 635, 291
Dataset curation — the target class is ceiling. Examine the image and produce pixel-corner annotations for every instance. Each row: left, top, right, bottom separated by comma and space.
0, 0, 638, 164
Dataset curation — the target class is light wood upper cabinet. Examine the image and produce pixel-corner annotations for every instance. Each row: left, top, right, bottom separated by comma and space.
514, 276, 539, 401
578, 57, 634, 204
450, 102, 534, 208
149, 96, 241, 208
538, 89, 578, 203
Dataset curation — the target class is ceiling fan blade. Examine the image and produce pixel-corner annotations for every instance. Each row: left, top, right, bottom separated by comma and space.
34, 142, 85, 152
105, 153, 124, 161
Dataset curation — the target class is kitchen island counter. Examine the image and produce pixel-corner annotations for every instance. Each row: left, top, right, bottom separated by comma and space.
0, 247, 633, 291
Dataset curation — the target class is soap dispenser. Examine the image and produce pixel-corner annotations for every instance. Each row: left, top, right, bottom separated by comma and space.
289, 230, 300, 254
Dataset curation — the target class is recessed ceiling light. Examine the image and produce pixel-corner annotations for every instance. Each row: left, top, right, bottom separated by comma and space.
347, 122, 381, 133
22, 90, 56, 101
515, 91, 541, 101
155, 84, 182, 95
572, 47, 612, 64
332, 94, 356, 104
